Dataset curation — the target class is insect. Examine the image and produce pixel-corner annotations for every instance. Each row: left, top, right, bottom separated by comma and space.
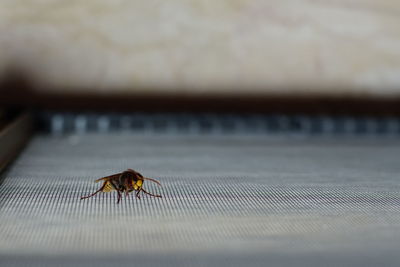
81, 169, 162, 204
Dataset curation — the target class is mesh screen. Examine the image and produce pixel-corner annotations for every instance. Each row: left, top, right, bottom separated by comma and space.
1, 134, 400, 266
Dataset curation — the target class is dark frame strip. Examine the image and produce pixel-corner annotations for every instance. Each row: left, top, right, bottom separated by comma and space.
1, 90, 400, 115
0, 112, 33, 173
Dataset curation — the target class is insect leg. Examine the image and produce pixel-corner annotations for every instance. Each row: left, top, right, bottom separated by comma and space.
80, 183, 106, 200
141, 188, 162, 198
117, 191, 122, 204
135, 189, 141, 199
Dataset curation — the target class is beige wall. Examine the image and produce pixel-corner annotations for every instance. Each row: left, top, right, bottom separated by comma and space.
1, 0, 400, 97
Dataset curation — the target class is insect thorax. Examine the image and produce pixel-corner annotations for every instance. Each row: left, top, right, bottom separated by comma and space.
120, 170, 143, 191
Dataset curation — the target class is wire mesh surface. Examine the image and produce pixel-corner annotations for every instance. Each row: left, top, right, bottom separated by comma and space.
1, 134, 400, 266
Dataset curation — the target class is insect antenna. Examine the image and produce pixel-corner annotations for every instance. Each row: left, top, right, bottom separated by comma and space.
143, 177, 162, 186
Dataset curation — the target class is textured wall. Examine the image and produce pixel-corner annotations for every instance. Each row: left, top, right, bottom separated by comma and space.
1, 0, 400, 96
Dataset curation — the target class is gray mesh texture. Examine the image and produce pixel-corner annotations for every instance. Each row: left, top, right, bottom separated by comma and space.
1, 134, 400, 266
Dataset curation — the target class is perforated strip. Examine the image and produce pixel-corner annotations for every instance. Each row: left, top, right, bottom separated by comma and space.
38, 112, 400, 136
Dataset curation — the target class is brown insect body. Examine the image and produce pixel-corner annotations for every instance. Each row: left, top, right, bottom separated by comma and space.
81, 169, 162, 203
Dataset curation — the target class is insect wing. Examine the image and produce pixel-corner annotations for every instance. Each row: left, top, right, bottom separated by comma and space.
95, 173, 121, 183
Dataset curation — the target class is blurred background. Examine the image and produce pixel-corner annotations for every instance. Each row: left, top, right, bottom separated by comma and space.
1, 1, 400, 267
1, 0, 400, 113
